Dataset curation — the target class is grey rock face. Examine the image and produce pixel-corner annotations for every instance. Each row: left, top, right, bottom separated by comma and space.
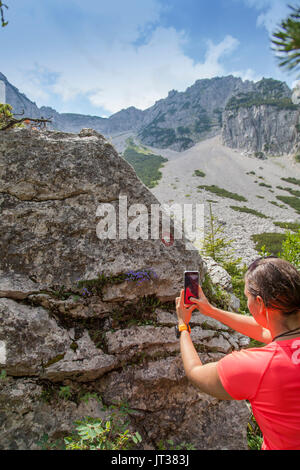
222, 104, 299, 155
0, 298, 71, 376
0, 128, 250, 450
0, 128, 203, 297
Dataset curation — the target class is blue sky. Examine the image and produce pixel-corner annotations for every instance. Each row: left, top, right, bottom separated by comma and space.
1, 0, 297, 116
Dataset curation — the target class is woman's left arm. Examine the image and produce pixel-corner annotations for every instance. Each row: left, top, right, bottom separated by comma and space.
176, 290, 234, 401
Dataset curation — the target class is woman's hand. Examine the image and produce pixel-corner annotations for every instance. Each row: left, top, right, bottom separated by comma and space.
190, 284, 212, 315
176, 289, 197, 325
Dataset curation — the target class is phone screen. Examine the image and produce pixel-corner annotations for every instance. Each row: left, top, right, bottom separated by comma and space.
184, 271, 199, 305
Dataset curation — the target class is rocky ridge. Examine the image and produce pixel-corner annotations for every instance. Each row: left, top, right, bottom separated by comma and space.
2, 71, 299, 155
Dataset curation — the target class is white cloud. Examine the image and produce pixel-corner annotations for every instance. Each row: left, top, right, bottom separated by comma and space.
4, 0, 259, 115
46, 30, 242, 114
243, 0, 290, 35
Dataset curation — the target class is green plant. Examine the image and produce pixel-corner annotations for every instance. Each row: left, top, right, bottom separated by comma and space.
202, 273, 232, 311
247, 413, 263, 450
0, 369, 7, 381
276, 185, 300, 197
201, 203, 234, 264
273, 221, 300, 232
280, 229, 300, 269
58, 385, 73, 401
230, 205, 268, 219
198, 185, 247, 202
271, 4, 300, 72
79, 392, 103, 404
193, 169, 206, 177
276, 195, 300, 213
222, 259, 248, 314
64, 401, 142, 450
258, 182, 272, 188
281, 177, 300, 187
251, 233, 287, 256
37, 433, 65, 450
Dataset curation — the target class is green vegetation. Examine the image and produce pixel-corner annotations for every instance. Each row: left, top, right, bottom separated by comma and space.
272, 5, 300, 72
276, 195, 300, 213
258, 182, 272, 188
197, 185, 247, 202
64, 402, 142, 450
251, 233, 287, 256
226, 93, 297, 111
269, 200, 286, 209
247, 413, 264, 450
280, 229, 300, 269
281, 177, 300, 186
123, 138, 168, 188
38, 400, 143, 450
200, 204, 247, 314
296, 154, 300, 163
276, 185, 300, 197
230, 206, 268, 219
274, 221, 300, 232
256, 195, 264, 199
201, 204, 234, 265
193, 169, 206, 177
58, 386, 73, 401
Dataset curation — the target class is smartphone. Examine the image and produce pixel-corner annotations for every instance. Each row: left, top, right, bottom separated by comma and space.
184, 271, 199, 305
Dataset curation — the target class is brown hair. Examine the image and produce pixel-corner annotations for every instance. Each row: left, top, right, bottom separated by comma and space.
245, 257, 300, 316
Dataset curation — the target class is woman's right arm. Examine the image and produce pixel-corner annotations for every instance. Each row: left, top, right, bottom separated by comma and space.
191, 287, 272, 344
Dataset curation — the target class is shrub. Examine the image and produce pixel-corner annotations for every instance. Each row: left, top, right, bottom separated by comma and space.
198, 185, 247, 202
64, 402, 142, 450
276, 195, 300, 213
280, 229, 300, 270
251, 233, 287, 256
193, 169, 206, 177
273, 221, 300, 232
230, 206, 268, 218
281, 177, 300, 186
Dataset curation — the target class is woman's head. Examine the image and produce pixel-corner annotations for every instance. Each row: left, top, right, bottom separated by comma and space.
245, 257, 300, 320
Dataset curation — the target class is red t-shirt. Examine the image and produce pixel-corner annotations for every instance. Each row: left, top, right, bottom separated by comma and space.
217, 337, 300, 450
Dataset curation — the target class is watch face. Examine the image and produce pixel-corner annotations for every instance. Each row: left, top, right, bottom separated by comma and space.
175, 325, 180, 339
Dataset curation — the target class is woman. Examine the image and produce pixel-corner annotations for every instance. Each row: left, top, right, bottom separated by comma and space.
176, 256, 300, 450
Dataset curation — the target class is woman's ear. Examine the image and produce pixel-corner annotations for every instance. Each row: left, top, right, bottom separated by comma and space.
256, 295, 265, 313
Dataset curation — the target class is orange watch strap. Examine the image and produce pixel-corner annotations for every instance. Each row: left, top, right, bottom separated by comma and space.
178, 323, 191, 333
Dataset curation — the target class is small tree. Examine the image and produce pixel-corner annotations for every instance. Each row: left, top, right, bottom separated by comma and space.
201, 203, 234, 264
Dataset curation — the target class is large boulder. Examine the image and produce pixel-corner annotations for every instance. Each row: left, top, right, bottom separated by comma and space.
0, 128, 250, 450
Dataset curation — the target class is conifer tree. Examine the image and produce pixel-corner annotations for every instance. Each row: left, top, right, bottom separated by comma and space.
272, 4, 300, 73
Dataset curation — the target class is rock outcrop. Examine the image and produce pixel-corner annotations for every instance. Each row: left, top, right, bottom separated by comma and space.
222, 103, 299, 156
0, 128, 250, 450
222, 78, 300, 156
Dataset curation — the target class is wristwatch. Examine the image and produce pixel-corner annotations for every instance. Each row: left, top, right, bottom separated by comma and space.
175, 323, 191, 338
